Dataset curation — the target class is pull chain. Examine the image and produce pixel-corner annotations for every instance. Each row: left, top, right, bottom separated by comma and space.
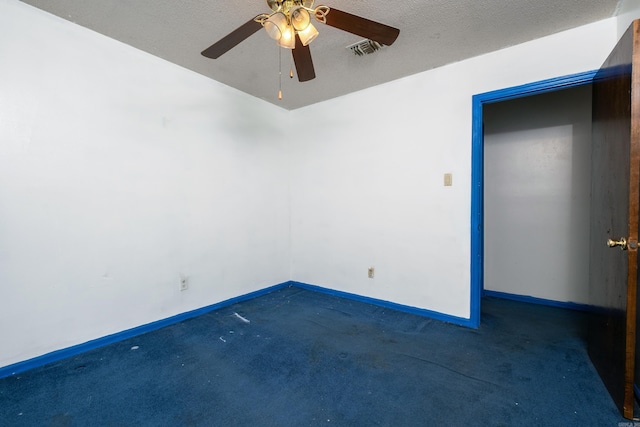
278, 47, 283, 100
290, 54, 294, 79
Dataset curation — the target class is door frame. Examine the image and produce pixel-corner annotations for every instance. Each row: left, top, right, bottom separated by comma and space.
469, 70, 598, 328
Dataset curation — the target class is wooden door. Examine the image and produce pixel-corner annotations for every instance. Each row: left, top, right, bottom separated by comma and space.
588, 20, 640, 419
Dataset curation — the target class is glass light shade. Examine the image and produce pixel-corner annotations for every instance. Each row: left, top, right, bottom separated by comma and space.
278, 24, 296, 49
264, 12, 288, 41
290, 7, 310, 31
297, 23, 318, 46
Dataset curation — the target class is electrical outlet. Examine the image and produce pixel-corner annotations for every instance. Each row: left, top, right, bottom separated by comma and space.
444, 173, 453, 186
179, 276, 188, 291
368, 267, 375, 279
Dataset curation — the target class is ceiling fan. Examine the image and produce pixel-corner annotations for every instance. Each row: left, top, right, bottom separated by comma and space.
201, 0, 400, 83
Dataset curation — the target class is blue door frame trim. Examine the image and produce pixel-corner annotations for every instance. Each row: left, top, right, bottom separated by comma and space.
470, 70, 598, 328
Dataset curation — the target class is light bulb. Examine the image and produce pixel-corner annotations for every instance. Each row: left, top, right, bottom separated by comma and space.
278, 24, 295, 49
297, 23, 318, 46
264, 12, 288, 41
290, 7, 310, 31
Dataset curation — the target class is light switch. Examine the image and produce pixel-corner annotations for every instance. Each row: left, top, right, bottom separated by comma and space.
444, 173, 453, 186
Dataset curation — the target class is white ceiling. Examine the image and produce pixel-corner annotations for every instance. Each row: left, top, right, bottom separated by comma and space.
20, 0, 620, 110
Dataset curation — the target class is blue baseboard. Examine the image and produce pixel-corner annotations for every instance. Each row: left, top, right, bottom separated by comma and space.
1, 280, 476, 378
290, 281, 475, 328
483, 289, 593, 312
0, 282, 290, 379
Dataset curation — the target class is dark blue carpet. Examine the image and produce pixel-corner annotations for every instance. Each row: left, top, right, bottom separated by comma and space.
0, 286, 628, 426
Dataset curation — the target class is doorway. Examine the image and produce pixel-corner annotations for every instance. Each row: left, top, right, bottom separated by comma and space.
469, 71, 597, 327
483, 85, 592, 304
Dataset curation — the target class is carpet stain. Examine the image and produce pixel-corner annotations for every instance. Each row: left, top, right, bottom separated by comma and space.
233, 312, 250, 323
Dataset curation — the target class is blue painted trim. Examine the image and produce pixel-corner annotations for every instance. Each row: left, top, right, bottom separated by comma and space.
1, 280, 474, 377
473, 70, 599, 105
483, 290, 594, 312
0, 282, 290, 379
7, 279, 564, 378
290, 281, 476, 328
635, 383, 640, 403
470, 70, 598, 329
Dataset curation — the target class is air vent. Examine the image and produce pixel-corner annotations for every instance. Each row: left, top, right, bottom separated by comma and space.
347, 39, 382, 56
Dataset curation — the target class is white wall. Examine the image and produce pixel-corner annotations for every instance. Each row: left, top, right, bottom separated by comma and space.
288, 18, 618, 319
617, 0, 640, 38
0, 0, 290, 367
483, 86, 592, 304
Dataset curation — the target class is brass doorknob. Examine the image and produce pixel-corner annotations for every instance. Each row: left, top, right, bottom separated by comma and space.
607, 237, 628, 250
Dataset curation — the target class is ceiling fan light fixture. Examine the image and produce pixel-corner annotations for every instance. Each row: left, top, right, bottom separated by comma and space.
278, 24, 296, 48
297, 23, 318, 46
202, 0, 400, 84
290, 7, 310, 31
264, 12, 296, 49
264, 12, 288, 41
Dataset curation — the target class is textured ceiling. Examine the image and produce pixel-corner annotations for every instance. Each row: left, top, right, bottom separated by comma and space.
20, 0, 620, 110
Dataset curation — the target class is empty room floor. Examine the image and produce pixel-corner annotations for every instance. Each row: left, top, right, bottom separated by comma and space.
0, 286, 627, 426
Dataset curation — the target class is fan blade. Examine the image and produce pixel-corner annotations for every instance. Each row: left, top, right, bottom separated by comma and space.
322, 8, 399, 46
292, 34, 316, 82
201, 18, 263, 59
